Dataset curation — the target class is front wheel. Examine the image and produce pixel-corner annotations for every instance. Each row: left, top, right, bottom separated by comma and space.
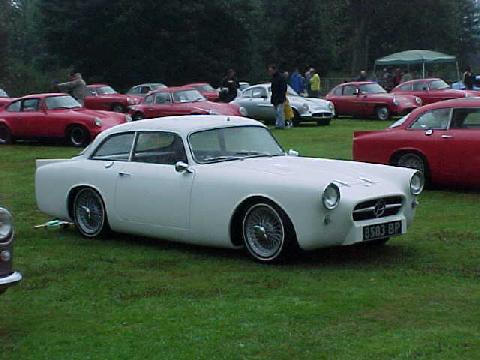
112, 103, 125, 113
396, 152, 427, 175
67, 126, 90, 147
376, 106, 390, 121
73, 188, 109, 238
0, 124, 12, 144
132, 112, 144, 121
242, 202, 298, 263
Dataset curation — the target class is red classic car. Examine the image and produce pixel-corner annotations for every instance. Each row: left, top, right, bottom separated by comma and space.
391, 78, 480, 105
326, 81, 422, 120
84, 84, 142, 113
0, 93, 129, 146
129, 87, 243, 121
184, 82, 219, 102
353, 97, 480, 188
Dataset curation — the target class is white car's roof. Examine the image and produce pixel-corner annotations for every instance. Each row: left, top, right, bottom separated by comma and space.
105, 115, 264, 136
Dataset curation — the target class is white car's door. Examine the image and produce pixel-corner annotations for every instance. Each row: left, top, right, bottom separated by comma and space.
251, 87, 274, 120
114, 131, 193, 229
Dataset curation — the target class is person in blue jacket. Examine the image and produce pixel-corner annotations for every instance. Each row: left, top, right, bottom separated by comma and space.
289, 68, 305, 95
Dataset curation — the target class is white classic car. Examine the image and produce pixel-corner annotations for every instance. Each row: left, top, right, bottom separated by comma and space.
35, 116, 423, 263
232, 84, 335, 126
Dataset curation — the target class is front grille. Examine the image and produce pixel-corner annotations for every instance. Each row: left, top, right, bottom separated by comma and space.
312, 112, 332, 118
352, 196, 403, 221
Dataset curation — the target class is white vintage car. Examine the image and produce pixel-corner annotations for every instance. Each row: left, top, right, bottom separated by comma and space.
35, 116, 423, 263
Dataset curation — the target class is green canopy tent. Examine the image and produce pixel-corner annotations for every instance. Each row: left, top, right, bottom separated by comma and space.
374, 50, 459, 80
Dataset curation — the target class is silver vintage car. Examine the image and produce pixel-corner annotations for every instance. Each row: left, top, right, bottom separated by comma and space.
0, 207, 22, 294
232, 83, 335, 126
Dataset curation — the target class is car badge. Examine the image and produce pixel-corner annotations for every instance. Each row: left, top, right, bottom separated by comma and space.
373, 199, 386, 218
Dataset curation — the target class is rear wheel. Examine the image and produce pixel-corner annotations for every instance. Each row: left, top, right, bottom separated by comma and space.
0, 124, 12, 144
376, 106, 390, 120
112, 103, 124, 113
242, 201, 298, 263
67, 125, 90, 147
73, 188, 109, 238
396, 152, 427, 175
132, 112, 144, 121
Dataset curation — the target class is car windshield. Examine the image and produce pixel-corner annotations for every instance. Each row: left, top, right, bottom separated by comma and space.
430, 80, 449, 90
0, 89, 8, 97
173, 89, 205, 102
45, 95, 81, 109
359, 83, 387, 94
389, 115, 408, 128
96, 86, 117, 95
189, 126, 285, 163
195, 84, 214, 92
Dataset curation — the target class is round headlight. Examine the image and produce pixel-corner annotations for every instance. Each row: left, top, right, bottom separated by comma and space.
125, 114, 132, 122
328, 101, 335, 111
94, 117, 102, 127
415, 97, 422, 105
322, 183, 340, 210
302, 103, 309, 112
410, 171, 424, 195
392, 96, 399, 106
0, 207, 13, 242
239, 106, 248, 116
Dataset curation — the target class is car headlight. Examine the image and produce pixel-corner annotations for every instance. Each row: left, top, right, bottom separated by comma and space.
208, 109, 219, 115
415, 97, 422, 105
125, 114, 132, 122
322, 183, 340, 210
392, 96, 399, 106
410, 171, 424, 195
465, 92, 472, 98
94, 117, 102, 127
302, 103, 309, 112
127, 97, 137, 105
239, 106, 248, 116
328, 101, 335, 111
0, 207, 13, 242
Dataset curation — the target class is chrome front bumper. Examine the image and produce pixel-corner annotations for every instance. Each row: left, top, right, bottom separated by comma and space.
0, 271, 22, 288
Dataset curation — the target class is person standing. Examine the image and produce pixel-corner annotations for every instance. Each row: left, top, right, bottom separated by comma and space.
309, 69, 321, 97
305, 67, 313, 96
57, 71, 87, 105
220, 69, 239, 102
269, 64, 287, 129
464, 66, 474, 90
290, 68, 305, 94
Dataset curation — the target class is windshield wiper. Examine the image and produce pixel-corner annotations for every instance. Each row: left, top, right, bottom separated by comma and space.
202, 155, 242, 163
233, 151, 277, 158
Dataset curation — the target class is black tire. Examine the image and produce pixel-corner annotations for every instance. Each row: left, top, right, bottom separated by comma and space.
0, 124, 12, 145
112, 103, 125, 113
73, 188, 109, 238
67, 125, 90, 147
241, 201, 298, 263
396, 152, 427, 176
376, 106, 390, 121
132, 112, 144, 121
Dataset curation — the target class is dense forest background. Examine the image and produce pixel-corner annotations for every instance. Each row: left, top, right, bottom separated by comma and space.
1, 0, 479, 95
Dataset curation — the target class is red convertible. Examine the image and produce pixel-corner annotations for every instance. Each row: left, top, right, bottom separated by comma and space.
129, 87, 243, 121
353, 97, 480, 188
391, 78, 480, 105
84, 84, 142, 113
326, 81, 422, 120
0, 93, 129, 146
184, 82, 219, 101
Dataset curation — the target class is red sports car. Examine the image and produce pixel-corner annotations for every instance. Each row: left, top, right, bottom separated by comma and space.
84, 84, 142, 113
184, 82, 219, 101
129, 87, 244, 121
326, 81, 422, 120
0, 93, 129, 146
391, 78, 480, 105
353, 97, 480, 188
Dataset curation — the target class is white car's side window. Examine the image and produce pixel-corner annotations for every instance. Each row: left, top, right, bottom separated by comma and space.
91, 132, 135, 161
132, 132, 187, 165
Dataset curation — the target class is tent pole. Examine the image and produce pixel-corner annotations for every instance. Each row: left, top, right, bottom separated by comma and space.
422, 62, 425, 78
455, 61, 460, 81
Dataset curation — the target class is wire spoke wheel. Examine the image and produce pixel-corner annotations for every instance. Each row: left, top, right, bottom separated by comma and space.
376, 106, 389, 120
243, 203, 285, 261
73, 188, 106, 237
68, 126, 89, 147
397, 153, 425, 174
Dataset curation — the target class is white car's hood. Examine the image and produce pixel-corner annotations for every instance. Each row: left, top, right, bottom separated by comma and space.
223, 156, 393, 186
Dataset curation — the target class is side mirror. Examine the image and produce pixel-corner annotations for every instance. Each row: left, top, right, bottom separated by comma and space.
354, 89, 360, 96
287, 149, 299, 157
425, 129, 433, 136
175, 161, 192, 173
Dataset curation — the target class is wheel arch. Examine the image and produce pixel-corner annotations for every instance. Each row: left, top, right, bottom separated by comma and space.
228, 194, 296, 247
67, 184, 107, 220
389, 148, 431, 179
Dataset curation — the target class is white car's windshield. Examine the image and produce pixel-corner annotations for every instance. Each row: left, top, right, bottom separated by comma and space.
359, 83, 387, 94
46, 95, 81, 109
189, 126, 284, 163
173, 90, 205, 103
96, 86, 117, 95
429, 80, 449, 90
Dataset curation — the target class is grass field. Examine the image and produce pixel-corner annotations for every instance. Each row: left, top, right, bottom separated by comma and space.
1, 119, 480, 359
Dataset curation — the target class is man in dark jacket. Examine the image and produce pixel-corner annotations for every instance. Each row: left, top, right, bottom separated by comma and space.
268, 64, 287, 129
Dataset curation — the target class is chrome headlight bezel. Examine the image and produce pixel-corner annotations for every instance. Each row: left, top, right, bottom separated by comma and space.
410, 171, 424, 195
415, 97, 422, 105
322, 183, 341, 210
302, 103, 309, 112
125, 114, 132, 122
328, 101, 335, 111
0, 207, 13, 243
239, 106, 248, 116
94, 117, 102, 127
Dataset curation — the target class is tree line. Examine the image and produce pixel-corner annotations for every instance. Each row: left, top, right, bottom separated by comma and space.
0, 0, 479, 96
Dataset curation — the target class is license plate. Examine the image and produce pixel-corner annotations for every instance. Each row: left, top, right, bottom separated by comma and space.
363, 221, 402, 241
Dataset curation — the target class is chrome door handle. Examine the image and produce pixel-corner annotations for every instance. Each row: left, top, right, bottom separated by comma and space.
441, 135, 453, 139
118, 172, 131, 177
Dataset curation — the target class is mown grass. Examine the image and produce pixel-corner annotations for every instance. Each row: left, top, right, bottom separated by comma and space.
1, 119, 480, 359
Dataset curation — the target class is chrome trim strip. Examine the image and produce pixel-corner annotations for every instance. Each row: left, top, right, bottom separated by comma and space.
0, 271, 22, 286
